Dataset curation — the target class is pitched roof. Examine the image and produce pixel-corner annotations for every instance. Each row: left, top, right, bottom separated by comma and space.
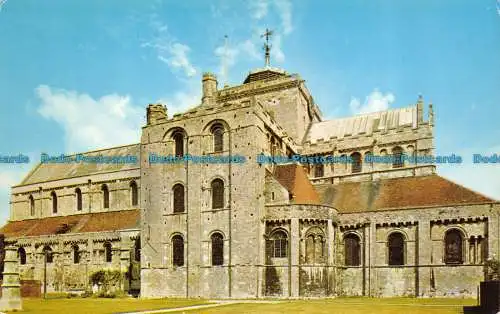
18, 144, 140, 186
315, 175, 495, 213
243, 67, 288, 84
0, 210, 139, 238
272, 164, 321, 204
305, 105, 417, 143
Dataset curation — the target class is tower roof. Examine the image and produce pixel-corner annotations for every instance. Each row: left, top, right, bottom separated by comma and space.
243, 67, 288, 84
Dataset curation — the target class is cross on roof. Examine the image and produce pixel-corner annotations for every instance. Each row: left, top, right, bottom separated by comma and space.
261, 28, 274, 67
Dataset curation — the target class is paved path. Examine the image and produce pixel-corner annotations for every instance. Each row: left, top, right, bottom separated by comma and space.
118, 299, 282, 314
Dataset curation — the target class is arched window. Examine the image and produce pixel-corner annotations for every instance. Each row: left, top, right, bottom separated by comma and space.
130, 181, 138, 207
469, 236, 476, 264
43, 246, 53, 263
73, 245, 80, 264
344, 233, 361, 266
351, 152, 362, 173
365, 151, 373, 169
315, 235, 324, 262
18, 247, 26, 265
270, 137, 276, 157
211, 233, 224, 266
478, 237, 486, 264
388, 232, 405, 266
102, 184, 109, 209
305, 233, 325, 264
392, 146, 404, 168
444, 229, 464, 264
211, 124, 224, 153
173, 131, 184, 157
268, 230, 288, 258
211, 179, 224, 209
407, 145, 415, 164
314, 164, 324, 178
104, 242, 112, 263
51, 191, 57, 214
29, 195, 35, 216
305, 227, 325, 264
75, 188, 82, 211
173, 184, 185, 213
134, 237, 141, 262
172, 235, 184, 267
340, 154, 347, 171
305, 235, 314, 263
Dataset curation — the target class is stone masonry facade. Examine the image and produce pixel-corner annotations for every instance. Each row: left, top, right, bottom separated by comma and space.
1, 66, 499, 299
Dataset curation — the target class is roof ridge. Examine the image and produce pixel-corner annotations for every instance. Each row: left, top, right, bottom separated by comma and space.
436, 175, 496, 201
313, 104, 417, 124
59, 143, 140, 157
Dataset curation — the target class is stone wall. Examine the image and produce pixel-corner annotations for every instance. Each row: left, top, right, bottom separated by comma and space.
10, 172, 140, 221
337, 203, 500, 297
141, 101, 268, 298
0, 280, 41, 298
6, 230, 139, 294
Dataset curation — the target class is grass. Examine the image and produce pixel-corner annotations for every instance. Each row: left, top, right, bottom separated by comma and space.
163, 298, 478, 314
6, 297, 477, 314
7, 297, 210, 314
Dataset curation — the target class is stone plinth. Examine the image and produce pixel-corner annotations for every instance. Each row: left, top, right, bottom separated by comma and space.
0, 246, 22, 311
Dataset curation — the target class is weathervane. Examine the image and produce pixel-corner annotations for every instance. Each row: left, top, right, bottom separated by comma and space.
261, 28, 273, 67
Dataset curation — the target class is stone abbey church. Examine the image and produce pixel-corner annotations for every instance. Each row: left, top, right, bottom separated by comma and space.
1, 65, 499, 299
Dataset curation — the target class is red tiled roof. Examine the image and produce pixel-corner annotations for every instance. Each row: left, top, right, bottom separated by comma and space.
0, 210, 139, 238
315, 175, 496, 213
273, 164, 321, 204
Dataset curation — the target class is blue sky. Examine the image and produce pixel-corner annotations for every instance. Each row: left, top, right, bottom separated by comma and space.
0, 0, 499, 224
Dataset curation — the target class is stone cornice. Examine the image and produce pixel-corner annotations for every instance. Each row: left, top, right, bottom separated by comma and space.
217, 79, 301, 102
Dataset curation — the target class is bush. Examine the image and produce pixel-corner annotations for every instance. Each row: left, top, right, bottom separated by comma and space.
66, 293, 78, 298
486, 258, 500, 281
89, 270, 123, 297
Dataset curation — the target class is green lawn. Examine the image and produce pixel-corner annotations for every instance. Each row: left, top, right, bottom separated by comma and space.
8, 297, 210, 314
7, 297, 477, 314
166, 298, 478, 314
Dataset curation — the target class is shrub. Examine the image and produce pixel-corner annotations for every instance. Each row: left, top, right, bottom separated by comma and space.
486, 258, 500, 281
89, 270, 123, 297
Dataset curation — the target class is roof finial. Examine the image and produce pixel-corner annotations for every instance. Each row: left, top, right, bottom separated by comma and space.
261, 28, 273, 68
429, 102, 434, 126
418, 94, 424, 103
222, 34, 228, 86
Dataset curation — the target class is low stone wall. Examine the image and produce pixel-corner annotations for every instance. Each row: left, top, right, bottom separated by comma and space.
0, 280, 41, 298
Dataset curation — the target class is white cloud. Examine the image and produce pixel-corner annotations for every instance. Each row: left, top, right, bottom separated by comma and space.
157, 81, 201, 116
349, 89, 396, 115
274, 0, 293, 35
497, 0, 500, 16
210, 0, 293, 76
214, 37, 264, 84
36, 85, 143, 153
0, 169, 21, 191
0, 170, 18, 224
241, 39, 260, 60
438, 146, 500, 201
215, 43, 240, 85
142, 18, 197, 78
251, 0, 269, 20
271, 33, 285, 63
0, 0, 7, 12
162, 43, 197, 77
0, 154, 39, 224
